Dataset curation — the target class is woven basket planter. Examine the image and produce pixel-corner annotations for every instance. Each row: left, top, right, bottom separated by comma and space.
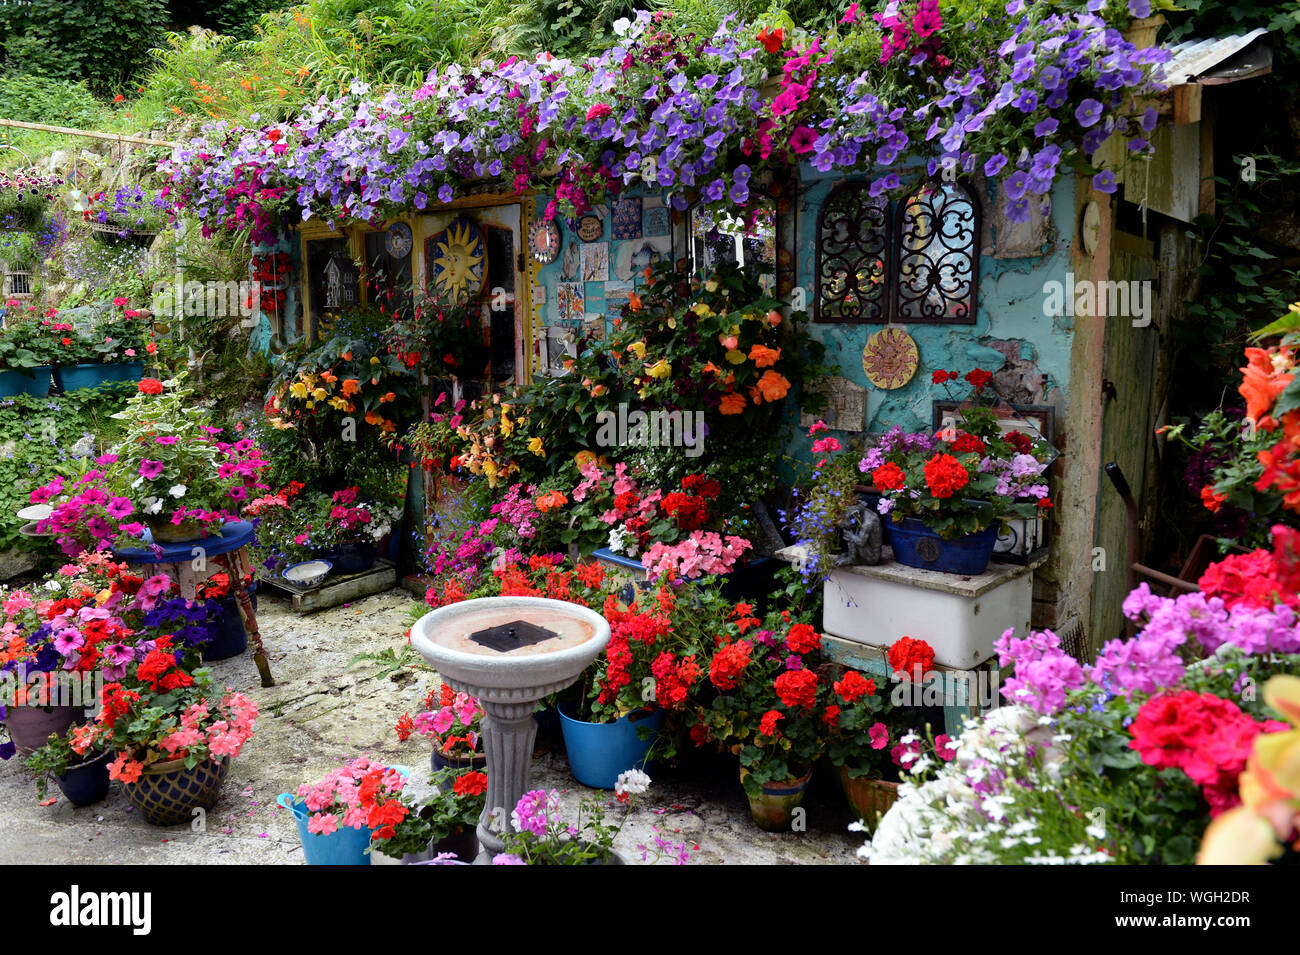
122, 756, 230, 826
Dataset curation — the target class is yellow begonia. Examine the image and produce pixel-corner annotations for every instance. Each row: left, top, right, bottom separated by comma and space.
289, 381, 308, 399
725, 349, 747, 365
627, 341, 646, 359
528, 437, 545, 457
646, 359, 672, 379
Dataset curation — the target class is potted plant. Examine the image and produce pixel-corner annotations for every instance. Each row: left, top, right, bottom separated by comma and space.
369, 768, 487, 864
50, 300, 149, 392
404, 684, 486, 774
108, 375, 269, 543
83, 653, 257, 826
84, 185, 172, 244
24, 728, 113, 807
560, 579, 709, 789
29, 462, 144, 557
858, 369, 1054, 574
493, 769, 656, 865
194, 572, 247, 662
693, 613, 829, 832
278, 757, 410, 866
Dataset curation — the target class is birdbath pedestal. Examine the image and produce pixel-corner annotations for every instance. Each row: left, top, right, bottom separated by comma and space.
409, 596, 610, 860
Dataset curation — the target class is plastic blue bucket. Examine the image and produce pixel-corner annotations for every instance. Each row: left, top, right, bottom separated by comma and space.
888, 519, 998, 575
278, 765, 409, 865
558, 704, 664, 790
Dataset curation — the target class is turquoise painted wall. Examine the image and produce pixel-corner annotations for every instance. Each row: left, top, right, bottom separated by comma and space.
787, 168, 1077, 465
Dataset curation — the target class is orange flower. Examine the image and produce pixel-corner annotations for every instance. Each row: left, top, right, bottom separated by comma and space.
628, 292, 643, 311
365, 411, 383, 426
1239, 347, 1295, 430
535, 490, 568, 513
341, 378, 361, 396
755, 370, 791, 403
380, 391, 396, 403
719, 392, 747, 415
748, 343, 781, 368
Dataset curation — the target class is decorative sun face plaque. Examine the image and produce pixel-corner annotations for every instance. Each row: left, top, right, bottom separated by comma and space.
428, 217, 486, 304
528, 217, 561, 264
384, 221, 413, 258
862, 327, 919, 390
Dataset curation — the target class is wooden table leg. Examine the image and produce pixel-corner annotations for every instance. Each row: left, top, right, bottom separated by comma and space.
235, 579, 275, 688
220, 547, 275, 687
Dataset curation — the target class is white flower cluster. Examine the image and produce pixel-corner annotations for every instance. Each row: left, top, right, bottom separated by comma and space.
856, 707, 1103, 866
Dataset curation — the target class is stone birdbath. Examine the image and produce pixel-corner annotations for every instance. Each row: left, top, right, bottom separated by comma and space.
409, 596, 610, 859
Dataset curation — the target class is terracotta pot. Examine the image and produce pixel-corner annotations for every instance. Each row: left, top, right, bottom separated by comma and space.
742, 766, 813, 833
4, 704, 84, 755
839, 766, 900, 830
122, 756, 230, 826
1122, 14, 1164, 49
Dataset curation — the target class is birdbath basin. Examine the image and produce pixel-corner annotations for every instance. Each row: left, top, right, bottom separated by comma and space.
409, 596, 610, 858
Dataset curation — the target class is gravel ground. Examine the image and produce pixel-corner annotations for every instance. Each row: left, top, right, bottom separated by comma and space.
0, 588, 862, 865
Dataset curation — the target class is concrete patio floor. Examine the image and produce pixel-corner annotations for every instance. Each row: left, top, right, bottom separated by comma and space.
0, 588, 861, 865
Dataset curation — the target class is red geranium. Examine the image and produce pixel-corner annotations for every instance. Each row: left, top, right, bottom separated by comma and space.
758, 709, 783, 738
965, 368, 993, 390
785, 623, 821, 656
452, 770, 488, 797
888, 636, 935, 682
951, 432, 986, 455
773, 669, 819, 709
922, 452, 970, 498
137, 378, 164, 395
709, 640, 753, 691
872, 462, 907, 492
833, 669, 876, 703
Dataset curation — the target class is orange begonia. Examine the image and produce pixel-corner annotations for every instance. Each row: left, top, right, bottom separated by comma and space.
748, 344, 781, 368
719, 392, 747, 415
755, 370, 791, 403
1239, 347, 1295, 429
341, 378, 362, 396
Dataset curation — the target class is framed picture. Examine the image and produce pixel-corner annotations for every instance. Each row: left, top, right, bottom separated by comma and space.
611, 198, 643, 240
931, 400, 1056, 565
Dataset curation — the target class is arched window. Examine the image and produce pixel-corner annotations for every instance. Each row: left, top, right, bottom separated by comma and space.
815, 183, 889, 322
814, 178, 980, 325
894, 180, 979, 325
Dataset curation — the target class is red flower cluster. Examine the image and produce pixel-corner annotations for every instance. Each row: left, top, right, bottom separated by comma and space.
1198, 525, 1300, 613
1129, 691, 1287, 816
661, 491, 710, 532
137, 378, 164, 395
99, 684, 142, 730
597, 594, 672, 705
950, 432, 986, 455
872, 462, 906, 492
452, 770, 488, 797
651, 651, 700, 710
773, 669, 819, 709
785, 623, 821, 656
922, 452, 970, 498
888, 636, 935, 682
965, 368, 993, 391
758, 709, 783, 738
709, 640, 753, 691
136, 648, 194, 693
833, 670, 876, 703
1005, 430, 1034, 454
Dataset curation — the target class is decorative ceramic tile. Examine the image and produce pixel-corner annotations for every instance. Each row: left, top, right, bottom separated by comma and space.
612, 197, 643, 240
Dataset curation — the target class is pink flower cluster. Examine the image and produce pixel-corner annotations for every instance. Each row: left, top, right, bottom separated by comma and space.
489, 483, 540, 540
640, 531, 752, 582
413, 690, 482, 739
159, 692, 258, 760
994, 627, 1085, 715
297, 757, 406, 835
31, 464, 143, 557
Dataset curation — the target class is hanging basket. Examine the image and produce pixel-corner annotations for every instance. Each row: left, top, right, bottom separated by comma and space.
89, 220, 158, 246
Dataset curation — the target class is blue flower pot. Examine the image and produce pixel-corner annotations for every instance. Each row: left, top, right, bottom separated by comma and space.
278, 794, 374, 866
53, 362, 144, 392
201, 595, 249, 662
0, 366, 52, 397
277, 765, 408, 865
316, 541, 376, 575
888, 518, 998, 575
558, 703, 664, 790
55, 749, 112, 807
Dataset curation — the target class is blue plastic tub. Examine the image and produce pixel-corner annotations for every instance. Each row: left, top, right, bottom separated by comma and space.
558, 704, 664, 790
888, 518, 998, 575
278, 765, 409, 865
0, 367, 52, 397
53, 362, 144, 392
278, 794, 374, 865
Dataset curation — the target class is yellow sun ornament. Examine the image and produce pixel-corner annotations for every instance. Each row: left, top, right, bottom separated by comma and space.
429, 217, 487, 304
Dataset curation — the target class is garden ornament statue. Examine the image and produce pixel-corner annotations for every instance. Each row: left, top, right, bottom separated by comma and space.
836, 501, 883, 567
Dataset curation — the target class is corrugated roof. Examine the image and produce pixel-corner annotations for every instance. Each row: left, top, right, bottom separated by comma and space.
1155, 28, 1271, 86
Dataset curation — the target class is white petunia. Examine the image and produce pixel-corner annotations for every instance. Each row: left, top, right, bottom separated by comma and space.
168, 484, 187, 498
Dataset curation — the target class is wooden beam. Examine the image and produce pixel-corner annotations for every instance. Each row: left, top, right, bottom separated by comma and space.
1173, 83, 1202, 125
1198, 97, 1216, 218
0, 118, 181, 149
